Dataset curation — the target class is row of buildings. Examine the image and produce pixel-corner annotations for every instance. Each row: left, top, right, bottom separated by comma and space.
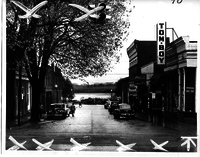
6, 63, 72, 126
118, 24, 197, 127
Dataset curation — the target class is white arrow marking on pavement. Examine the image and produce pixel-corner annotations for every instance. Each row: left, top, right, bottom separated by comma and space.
8, 136, 28, 151
116, 140, 136, 152
181, 136, 197, 151
32, 138, 54, 151
70, 138, 91, 151
150, 139, 168, 152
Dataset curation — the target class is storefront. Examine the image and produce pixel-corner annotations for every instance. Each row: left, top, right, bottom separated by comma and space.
127, 40, 157, 118
127, 36, 197, 126
164, 36, 197, 122
6, 67, 32, 127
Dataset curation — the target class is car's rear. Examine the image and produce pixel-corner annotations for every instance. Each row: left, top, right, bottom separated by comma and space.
48, 103, 69, 118
114, 103, 135, 119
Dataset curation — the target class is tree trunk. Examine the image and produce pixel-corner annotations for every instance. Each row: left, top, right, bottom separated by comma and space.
18, 62, 22, 125
30, 80, 43, 122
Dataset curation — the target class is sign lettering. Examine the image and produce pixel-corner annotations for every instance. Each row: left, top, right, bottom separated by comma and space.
157, 22, 166, 65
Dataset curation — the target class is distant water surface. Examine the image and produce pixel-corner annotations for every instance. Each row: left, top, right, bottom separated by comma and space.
74, 93, 111, 100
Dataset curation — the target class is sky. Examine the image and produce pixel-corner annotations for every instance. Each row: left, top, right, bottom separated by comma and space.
71, 0, 200, 85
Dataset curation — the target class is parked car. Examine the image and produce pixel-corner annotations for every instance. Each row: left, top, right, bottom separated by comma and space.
48, 103, 70, 118
113, 103, 135, 119
108, 101, 119, 114
72, 99, 80, 104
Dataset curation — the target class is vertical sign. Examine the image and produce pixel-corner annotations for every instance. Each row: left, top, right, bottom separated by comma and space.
157, 22, 166, 65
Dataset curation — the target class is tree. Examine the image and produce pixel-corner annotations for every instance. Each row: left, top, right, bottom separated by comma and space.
6, 0, 133, 122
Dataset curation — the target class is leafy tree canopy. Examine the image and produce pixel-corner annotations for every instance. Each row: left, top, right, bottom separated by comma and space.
6, 0, 133, 80
6, 0, 133, 121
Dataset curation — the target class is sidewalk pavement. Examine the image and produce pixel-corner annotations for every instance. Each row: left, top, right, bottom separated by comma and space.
135, 113, 197, 136
8, 102, 75, 128
7, 114, 47, 129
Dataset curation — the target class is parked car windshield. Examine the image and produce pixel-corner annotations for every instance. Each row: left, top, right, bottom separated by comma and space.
119, 104, 131, 109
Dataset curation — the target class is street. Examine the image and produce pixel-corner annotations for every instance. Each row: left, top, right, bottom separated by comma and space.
5, 105, 197, 153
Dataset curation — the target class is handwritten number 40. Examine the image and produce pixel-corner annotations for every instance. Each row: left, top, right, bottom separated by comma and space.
172, 0, 183, 4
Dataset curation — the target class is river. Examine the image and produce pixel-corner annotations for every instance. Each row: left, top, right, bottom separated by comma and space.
74, 93, 111, 101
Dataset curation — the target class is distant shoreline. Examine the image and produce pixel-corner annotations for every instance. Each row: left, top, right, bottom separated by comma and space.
74, 93, 111, 100
73, 83, 115, 93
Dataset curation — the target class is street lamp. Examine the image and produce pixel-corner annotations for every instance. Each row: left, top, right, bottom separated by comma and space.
111, 89, 112, 98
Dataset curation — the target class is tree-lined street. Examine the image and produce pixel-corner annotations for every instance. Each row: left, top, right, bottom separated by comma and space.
6, 104, 197, 152
5, 0, 198, 155
6, 0, 133, 122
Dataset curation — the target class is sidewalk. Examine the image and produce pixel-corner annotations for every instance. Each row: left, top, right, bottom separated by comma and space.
7, 113, 47, 129
135, 112, 197, 136
8, 102, 74, 128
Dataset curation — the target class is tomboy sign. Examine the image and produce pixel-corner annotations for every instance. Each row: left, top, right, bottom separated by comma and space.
157, 22, 166, 65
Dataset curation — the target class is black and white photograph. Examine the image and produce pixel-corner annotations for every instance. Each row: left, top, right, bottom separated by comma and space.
1, 0, 200, 156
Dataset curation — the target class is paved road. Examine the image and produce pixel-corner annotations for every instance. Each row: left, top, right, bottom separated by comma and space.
5, 105, 197, 153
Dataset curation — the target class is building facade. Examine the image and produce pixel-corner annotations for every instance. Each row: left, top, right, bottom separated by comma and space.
7, 63, 67, 127
127, 36, 197, 126
164, 36, 197, 122
141, 61, 164, 123
41, 64, 65, 114
6, 66, 31, 127
115, 77, 129, 103
127, 40, 157, 113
